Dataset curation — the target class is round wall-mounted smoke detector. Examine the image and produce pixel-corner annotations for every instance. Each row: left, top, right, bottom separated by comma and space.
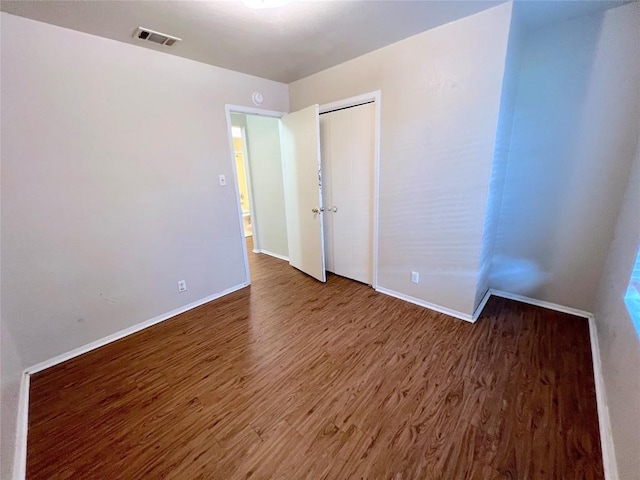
252, 92, 264, 106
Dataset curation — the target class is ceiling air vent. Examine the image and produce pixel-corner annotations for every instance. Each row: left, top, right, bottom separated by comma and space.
134, 27, 181, 47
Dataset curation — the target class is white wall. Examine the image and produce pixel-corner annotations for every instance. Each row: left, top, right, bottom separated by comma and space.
492, 3, 640, 311
289, 3, 512, 317
244, 115, 288, 258
0, 13, 288, 369
593, 138, 640, 480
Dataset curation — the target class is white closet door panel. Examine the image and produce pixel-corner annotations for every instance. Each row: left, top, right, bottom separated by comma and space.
322, 102, 375, 284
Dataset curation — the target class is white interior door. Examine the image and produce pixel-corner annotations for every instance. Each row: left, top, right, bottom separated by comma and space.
280, 105, 326, 282
321, 102, 375, 284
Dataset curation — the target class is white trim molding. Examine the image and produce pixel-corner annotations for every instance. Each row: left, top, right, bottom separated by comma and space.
375, 286, 475, 323
588, 316, 619, 480
26, 283, 247, 375
489, 289, 592, 319
375, 286, 490, 323
489, 289, 617, 479
12, 373, 30, 480
318, 91, 380, 115
257, 249, 289, 262
224, 104, 285, 119
13, 283, 248, 479
13, 284, 616, 480
374, 286, 616, 479
224, 104, 286, 289
238, 125, 261, 252
472, 289, 492, 322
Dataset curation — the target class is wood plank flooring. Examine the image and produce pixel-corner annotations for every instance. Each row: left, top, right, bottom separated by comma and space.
27, 241, 604, 479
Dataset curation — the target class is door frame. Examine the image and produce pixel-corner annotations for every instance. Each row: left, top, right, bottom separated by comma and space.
224, 104, 285, 285
319, 91, 381, 289
235, 124, 258, 251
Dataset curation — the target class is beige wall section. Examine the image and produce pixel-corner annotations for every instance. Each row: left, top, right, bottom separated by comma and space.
0, 12, 289, 373
244, 115, 288, 258
492, 4, 640, 311
290, 3, 512, 316
593, 139, 640, 480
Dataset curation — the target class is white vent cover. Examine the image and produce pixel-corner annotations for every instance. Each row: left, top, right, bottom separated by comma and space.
134, 27, 181, 47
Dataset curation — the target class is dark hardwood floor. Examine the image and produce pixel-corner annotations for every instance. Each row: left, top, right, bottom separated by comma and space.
27, 239, 603, 479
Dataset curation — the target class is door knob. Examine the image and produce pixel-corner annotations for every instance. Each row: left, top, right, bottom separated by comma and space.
312, 207, 324, 213
330, 206, 338, 213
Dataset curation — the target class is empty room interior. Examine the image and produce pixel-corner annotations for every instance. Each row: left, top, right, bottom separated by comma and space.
1, 0, 639, 478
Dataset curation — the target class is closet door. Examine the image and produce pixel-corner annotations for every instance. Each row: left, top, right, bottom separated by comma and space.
320, 102, 375, 284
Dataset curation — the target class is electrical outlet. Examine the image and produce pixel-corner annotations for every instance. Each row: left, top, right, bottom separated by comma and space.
219, 174, 227, 186
411, 271, 419, 284
177, 280, 187, 293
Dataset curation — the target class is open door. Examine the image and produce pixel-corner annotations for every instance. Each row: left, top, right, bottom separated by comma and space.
280, 105, 326, 282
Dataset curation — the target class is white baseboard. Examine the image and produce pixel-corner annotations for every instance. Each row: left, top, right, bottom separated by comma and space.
374, 286, 615, 478
12, 372, 30, 480
490, 289, 616, 479
26, 283, 248, 375
374, 286, 475, 323
588, 316, 618, 480
257, 249, 289, 262
489, 289, 592, 319
472, 289, 492, 322
12, 283, 617, 480
12, 282, 248, 480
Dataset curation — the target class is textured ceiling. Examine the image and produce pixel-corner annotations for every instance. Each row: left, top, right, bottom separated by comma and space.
0, 0, 504, 83
0, 0, 630, 83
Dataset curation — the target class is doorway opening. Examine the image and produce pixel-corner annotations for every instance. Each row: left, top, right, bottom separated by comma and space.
224, 92, 381, 289
225, 105, 287, 284
231, 125, 252, 238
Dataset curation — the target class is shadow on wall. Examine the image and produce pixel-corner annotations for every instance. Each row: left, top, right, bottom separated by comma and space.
490, 9, 607, 302
491, 254, 549, 295
624, 247, 640, 338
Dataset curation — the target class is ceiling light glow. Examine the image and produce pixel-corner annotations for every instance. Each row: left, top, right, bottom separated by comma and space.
243, 0, 289, 9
